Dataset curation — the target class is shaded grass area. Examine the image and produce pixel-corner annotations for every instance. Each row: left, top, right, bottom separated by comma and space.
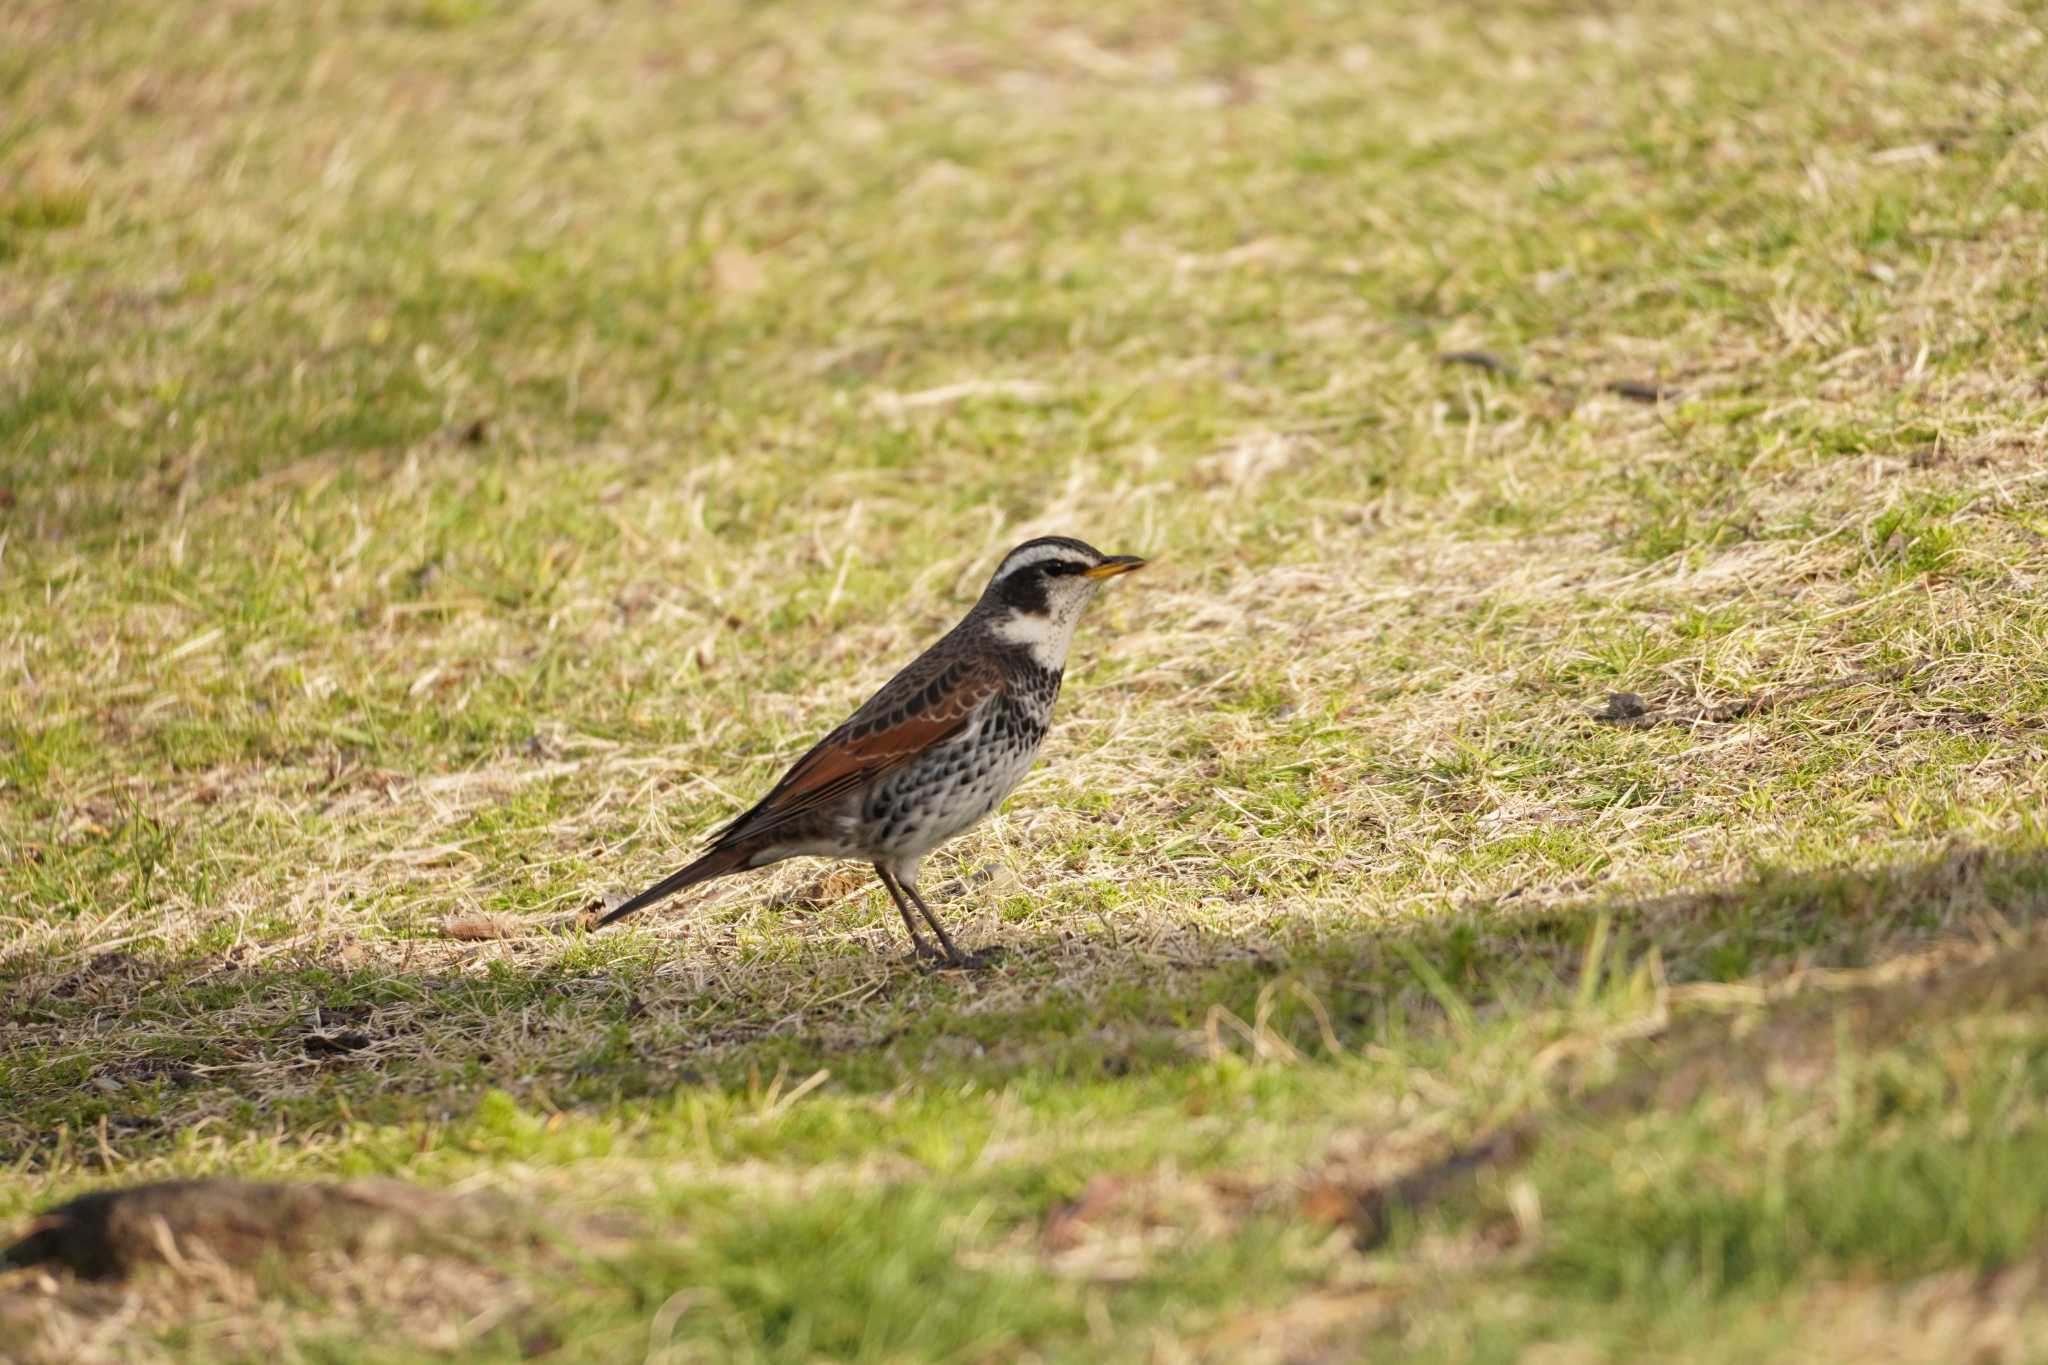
15, 848, 2048, 1361
6, 0, 2048, 1358
11, 840, 2048, 1164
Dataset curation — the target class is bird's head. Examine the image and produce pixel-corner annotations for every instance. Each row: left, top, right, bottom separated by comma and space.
978, 535, 1145, 667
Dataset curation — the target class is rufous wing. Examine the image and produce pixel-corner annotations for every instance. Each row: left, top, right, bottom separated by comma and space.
708, 655, 1005, 850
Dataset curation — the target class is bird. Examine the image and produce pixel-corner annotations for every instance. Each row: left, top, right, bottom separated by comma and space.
596, 535, 1146, 967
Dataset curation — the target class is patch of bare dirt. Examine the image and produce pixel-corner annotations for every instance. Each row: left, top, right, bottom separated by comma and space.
0, 1177, 623, 1364
3, 1178, 523, 1280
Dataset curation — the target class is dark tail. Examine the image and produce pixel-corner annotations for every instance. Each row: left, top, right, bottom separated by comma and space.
596, 845, 749, 928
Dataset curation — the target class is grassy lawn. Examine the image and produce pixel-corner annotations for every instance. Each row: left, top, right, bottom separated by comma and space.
6, 0, 2048, 1358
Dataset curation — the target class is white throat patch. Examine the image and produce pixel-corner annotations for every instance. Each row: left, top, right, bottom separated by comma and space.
992, 604, 1085, 670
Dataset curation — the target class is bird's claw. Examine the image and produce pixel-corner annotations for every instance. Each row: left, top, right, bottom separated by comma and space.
903, 942, 1003, 971
940, 945, 1005, 972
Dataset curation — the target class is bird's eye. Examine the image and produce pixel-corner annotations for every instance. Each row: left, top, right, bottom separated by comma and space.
1040, 561, 1081, 577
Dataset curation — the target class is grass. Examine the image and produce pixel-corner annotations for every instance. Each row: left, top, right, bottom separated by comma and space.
5, 0, 2048, 1358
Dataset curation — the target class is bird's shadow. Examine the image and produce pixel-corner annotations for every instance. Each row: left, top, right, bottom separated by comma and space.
6, 841, 2048, 1166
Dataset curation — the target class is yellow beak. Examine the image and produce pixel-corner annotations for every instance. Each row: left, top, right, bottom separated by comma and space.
1083, 556, 1147, 579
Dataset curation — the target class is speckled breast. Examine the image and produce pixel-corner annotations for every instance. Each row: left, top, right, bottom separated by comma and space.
857, 688, 1056, 856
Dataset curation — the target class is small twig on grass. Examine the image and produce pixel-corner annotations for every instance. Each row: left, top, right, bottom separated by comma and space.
1606, 378, 1683, 404
1438, 350, 1518, 378
1436, 350, 1687, 403
1593, 660, 1932, 729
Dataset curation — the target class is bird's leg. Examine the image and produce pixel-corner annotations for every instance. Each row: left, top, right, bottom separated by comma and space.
899, 877, 993, 970
876, 865, 944, 964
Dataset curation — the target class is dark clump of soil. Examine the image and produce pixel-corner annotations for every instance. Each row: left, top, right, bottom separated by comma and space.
2, 1178, 518, 1281
1302, 1127, 1535, 1250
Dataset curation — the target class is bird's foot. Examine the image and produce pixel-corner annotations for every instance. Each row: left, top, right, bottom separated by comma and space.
937, 944, 1005, 972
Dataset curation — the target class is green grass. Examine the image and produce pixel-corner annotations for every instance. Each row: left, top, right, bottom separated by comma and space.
6, 0, 2048, 1358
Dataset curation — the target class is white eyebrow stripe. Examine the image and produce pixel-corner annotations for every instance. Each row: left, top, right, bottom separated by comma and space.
995, 543, 1093, 578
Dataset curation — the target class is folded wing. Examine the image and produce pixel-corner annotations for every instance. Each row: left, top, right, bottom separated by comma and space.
706, 653, 1006, 852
